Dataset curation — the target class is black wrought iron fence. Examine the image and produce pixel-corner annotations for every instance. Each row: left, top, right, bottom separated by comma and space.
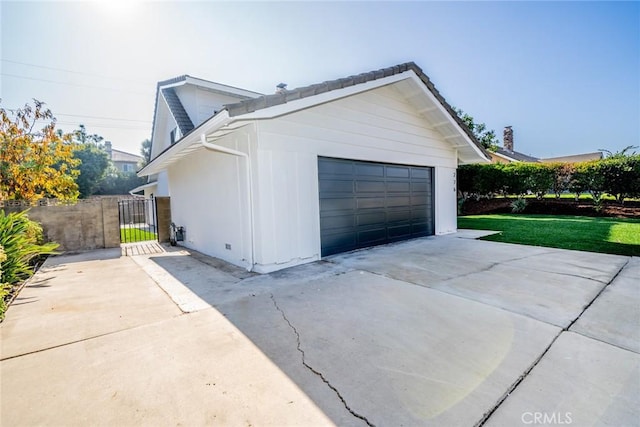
118, 198, 158, 243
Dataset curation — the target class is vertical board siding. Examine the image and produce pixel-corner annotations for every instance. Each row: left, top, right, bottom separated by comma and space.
252, 83, 458, 270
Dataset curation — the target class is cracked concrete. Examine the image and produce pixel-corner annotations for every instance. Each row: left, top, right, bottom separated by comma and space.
2, 234, 638, 426
270, 293, 374, 427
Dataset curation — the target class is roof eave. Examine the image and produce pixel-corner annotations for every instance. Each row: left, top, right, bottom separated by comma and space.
138, 110, 232, 177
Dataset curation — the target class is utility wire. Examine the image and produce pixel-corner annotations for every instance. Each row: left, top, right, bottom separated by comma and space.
1, 59, 150, 85
1, 73, 154, 96
55, 113, 151, 123
55, 121, 150, 130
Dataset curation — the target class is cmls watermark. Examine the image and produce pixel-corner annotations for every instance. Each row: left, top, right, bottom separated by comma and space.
521, 412, 573, 425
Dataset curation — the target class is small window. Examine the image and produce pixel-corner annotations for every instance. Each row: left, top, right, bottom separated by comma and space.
170, 127, 181, 145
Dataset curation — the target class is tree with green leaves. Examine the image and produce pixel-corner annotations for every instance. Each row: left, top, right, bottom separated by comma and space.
72, 143, 110, 198
69, 124, 110, 198
453, 108, 499, 151
139, 138, 151, 168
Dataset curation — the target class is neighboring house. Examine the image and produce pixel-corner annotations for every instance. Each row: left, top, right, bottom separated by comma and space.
104, 141, 143, 173
489, 126, 603, 164
138, 62, 490, 273
539, 152, 603, 163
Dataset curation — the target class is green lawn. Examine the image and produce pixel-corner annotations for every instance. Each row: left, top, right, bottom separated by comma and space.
120, 228, 158, 243
458, 214, 640, 256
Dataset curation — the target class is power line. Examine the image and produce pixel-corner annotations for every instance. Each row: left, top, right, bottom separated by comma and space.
55, 121, 150, 130
55, 113, 151, 123
1, 73, 154, 96
1, 59, 150, 85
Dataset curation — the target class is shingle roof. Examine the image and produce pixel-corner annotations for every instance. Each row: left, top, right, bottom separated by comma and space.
111, 149, 142, 163
223, 62, 486, 156
161, 87, 194, 135
495, 148, 539, 162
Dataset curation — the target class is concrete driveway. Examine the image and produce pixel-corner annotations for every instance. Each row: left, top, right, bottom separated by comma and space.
1, 233, 638, 426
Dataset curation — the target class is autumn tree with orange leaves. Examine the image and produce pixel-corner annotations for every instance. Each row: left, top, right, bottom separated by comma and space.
0, 100, 80, 202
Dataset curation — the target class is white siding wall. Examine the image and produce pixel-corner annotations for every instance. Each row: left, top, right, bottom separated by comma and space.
176, 86, 251, 127
435, 167, 458, 235
167, 128, 253, 269
251, 85, 458, 272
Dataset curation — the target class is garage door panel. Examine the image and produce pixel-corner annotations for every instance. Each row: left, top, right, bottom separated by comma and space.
319, 160, 354, 176
387, 182, 410, 192
320, 197, 355, 212
411, 168, 429, 179
411, 194, 429, 205
388, 224, 412, 238
319, 157, 434, 256
356, 181, 386, 192
356, 197, 386, 209
387, 196, 411, 207
386, 166, 410, 178
387, 209, 412, 223
358, 228, 387, 245
320, 215, 355, 230
319, 179, 354, 193
355, 163, 385, 177
357, 211, 386, 226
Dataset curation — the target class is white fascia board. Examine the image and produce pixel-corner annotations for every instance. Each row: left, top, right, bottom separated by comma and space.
138, 110, 232, 177
129, 181, 158, 194
235, 72, 414, 120
185, 76, 263, 98
404, 72, 490, 163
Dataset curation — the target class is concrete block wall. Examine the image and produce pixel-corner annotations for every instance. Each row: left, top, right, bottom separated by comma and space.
155, 197, 171, 243
2, 198, 121, 252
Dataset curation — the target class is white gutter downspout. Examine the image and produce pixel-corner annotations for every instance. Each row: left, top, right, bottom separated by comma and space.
200, 134, 256, 272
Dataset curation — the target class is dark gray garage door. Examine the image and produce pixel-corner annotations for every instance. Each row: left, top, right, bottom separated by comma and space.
319, 157, 434, 256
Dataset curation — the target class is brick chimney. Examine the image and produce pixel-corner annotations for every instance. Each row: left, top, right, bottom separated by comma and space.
104, 141, 113, 159
503, 126, 514, 151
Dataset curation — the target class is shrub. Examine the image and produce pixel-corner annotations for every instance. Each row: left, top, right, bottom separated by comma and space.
600, 155, 640, 203
0, 246, 8, 319
571, 161, 605, 202
0, 210, 58, 287
548, 163, 575, 199
510, 197, 527, 213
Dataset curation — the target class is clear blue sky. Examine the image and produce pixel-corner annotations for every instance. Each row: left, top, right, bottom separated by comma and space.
1, 1, 638, 158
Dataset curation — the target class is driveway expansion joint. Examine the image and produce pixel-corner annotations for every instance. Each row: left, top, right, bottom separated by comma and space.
476, 257, 632, 426
565, 258, 630, 332
269, 293, 375, 427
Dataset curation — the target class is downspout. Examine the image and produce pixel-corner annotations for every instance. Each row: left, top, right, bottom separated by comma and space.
200, 134, 256, 272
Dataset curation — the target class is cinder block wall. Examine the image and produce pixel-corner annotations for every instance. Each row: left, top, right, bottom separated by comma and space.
155, 197, 171, 243
2, 198, 121, 252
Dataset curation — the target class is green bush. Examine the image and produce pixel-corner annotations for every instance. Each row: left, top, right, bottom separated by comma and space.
510, 197, 528, 213
459, 156, 639, 203
0, 246, 8, 319
0, 210, 58, 289
600, 155, 640, 203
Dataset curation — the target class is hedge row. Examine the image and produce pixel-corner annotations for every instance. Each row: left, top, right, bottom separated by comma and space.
458, 155, 640, 203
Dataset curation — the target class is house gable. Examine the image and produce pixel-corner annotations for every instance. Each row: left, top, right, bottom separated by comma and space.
140, 62, 490, 178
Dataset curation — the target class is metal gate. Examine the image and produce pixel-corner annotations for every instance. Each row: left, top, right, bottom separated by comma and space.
118, 198, 158, 243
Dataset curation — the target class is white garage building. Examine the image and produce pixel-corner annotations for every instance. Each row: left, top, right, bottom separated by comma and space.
138, 62, 490, 273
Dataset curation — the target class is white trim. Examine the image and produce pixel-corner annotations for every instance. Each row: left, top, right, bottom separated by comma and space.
184, 76, 263, 98
129, 181, 158, 194
405, 72, 490, 163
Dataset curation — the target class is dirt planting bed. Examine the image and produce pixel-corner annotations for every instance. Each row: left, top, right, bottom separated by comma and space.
461, 198, 640, 218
